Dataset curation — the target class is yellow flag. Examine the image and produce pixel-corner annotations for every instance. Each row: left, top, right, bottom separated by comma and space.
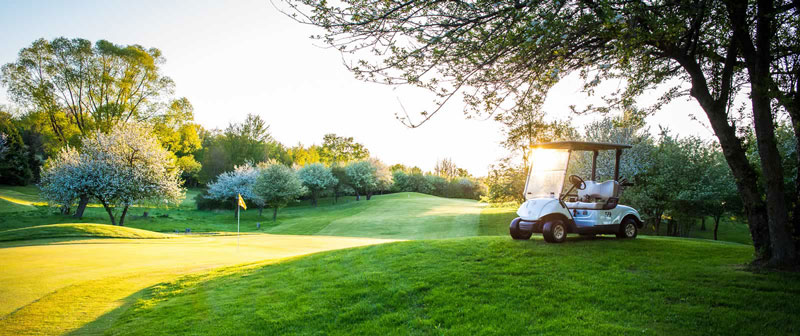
237, 194, 247, 210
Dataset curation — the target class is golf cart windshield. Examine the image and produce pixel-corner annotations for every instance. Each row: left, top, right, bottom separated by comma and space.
524, 149, 570, 200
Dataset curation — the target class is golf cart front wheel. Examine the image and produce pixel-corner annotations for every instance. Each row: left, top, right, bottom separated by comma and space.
543, 220, 567, 243
617, 218, 638, 239
509, 217, 532, 240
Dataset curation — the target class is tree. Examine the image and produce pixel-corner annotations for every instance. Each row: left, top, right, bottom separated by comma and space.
222, 113, 274, 166
152, 98, 204, 186
320, 134, 369, 165
40, 124, 184, 226
724, 0, 799, 265
297, 163, 338, 206
1, 38, 176, 143
483, 158, 528, 204
699, 151, 742, 240
282, 0, 798, 265
433, 158, 459, 180
198, 114, 291, 184
176, 155, 202, 187
369, 158, 393, 196
206, 164, 264, 218
0, 132, 6, 160
288, 144, 322, 166
0, 114, 32, 185
345, 160, 378, 201
497, 105, 576, 167
38, 146, 82, 214
329, 164, 350, 203
253, 163, 306, 221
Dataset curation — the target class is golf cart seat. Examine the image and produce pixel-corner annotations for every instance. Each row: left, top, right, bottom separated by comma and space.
565, 180, 620, 210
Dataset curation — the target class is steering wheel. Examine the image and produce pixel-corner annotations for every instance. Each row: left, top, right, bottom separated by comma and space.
568, 175, 586, 190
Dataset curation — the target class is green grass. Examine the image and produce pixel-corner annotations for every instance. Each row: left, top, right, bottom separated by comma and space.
0, 197, 34, 213
0, 223, 173, 242
105, 236, 800, 335
0, 233, 394, 335
0, 192, 485, 240
0, 185, 785, 335
0, 185, 43, 212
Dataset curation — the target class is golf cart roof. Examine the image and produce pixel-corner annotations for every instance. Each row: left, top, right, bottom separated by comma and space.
530, 141, 632, 151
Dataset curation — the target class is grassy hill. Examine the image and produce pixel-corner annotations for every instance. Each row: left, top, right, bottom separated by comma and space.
0, 191, 485, 240
0, 223, 173, 242
0, 185, 752, 244
105, 236, 800, 335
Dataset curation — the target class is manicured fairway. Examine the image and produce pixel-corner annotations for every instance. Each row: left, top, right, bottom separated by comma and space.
313, 194, 482, 239
0, 234, 396, 335
0, 192, 487, 240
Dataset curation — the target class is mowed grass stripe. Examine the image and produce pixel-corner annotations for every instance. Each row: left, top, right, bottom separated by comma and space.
317, 193, 484, 239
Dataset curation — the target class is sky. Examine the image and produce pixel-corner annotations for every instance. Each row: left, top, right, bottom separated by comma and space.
0, 0, 716, 176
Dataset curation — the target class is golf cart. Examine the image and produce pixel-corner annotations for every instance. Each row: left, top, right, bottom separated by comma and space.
509, 141, 643, 243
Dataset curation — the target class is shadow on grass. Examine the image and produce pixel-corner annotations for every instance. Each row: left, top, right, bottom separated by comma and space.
65, 285, 153, 336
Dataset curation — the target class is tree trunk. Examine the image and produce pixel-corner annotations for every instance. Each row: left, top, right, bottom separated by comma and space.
234, 200, 239, 219
654, 211, 663, 236
355, 191, 360, 201
334, 189, 339, 204
272, 207, 278, 222
727, 0, 797, 266
101, 201, 116, 226
118, 205, 129, 227
313, 191, 318, 207
785, 95, 800, 239
750, 80, 796, 265
73, 194, 89, 218
366, 191, 372, 200
700, 217, 706, 231
680, 56, 772, 260
714, 215, 722, 241
259, 206, 263, 217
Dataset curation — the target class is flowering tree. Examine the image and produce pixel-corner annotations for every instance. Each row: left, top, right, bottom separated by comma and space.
206, 163, 265, 217
39, 147, 83, 214
297, 163, 337, 207
253, 163, 306, 221
368, 158, 393, 197
345, 160, 377, 201
39, 124, 184, 226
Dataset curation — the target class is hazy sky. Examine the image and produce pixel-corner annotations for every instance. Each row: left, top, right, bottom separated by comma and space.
0, 0, 715, 175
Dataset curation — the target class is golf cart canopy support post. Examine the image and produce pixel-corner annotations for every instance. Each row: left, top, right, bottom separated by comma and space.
614, 149, 621, 181
591, 150, 598, 181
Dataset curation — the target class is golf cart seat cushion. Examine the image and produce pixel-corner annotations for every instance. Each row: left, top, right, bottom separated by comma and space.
564, 201, 605, 210
578, 180, 619, 201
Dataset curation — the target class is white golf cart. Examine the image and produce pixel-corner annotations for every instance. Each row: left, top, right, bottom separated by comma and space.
509, 141, 643, 243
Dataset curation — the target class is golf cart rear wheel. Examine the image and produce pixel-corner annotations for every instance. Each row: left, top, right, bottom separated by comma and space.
509, 217, 532, 240
617, 218, 638, 239
543, 219, 567, 243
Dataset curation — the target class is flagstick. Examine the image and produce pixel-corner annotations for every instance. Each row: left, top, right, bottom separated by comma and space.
237, 203, 240, 252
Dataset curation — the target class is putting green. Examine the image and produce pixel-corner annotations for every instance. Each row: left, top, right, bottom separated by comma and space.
0, 234, 396, 335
